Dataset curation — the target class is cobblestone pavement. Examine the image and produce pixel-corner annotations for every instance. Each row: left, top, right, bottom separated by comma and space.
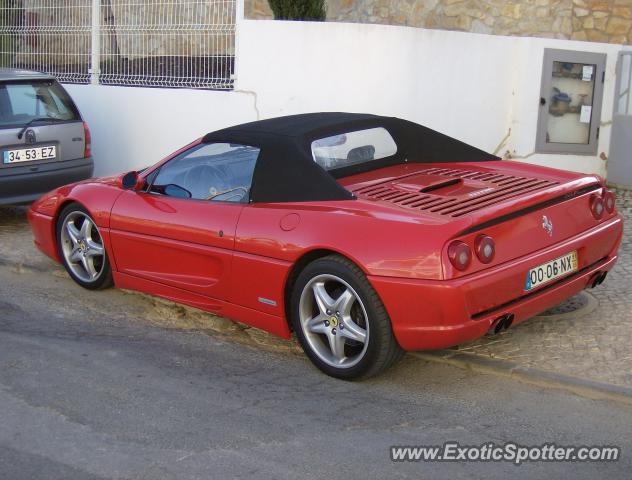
0, 187, 630, 389
456, 187, 632, 388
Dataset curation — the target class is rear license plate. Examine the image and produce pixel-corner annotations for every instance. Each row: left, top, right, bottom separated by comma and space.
3, 145, 57, 164
525, 251, 578, 291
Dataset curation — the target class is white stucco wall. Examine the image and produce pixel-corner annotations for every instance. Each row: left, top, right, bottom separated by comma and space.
64, 19, 631, 178
235, 20, 518, 157
64, 85, 255, 176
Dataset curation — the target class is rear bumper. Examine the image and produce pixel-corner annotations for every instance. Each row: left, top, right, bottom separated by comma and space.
0, 157, 93, 205
370, 215, 623, 351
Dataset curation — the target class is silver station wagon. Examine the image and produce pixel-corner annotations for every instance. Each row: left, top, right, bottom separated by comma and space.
0, 68, 93, 205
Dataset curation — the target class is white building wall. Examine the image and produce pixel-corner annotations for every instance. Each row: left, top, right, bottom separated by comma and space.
64, 85, 255, 176
235, 20, 518, 156
65, 19, 631, 178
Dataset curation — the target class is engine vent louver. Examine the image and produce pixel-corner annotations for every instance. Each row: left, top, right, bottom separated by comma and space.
351, 167, 559, 217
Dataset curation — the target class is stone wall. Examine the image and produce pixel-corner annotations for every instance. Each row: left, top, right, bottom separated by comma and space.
246, 0, 632, 45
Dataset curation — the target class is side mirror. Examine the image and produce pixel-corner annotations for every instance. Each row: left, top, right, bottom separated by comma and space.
119, 171, 145, 190
164, 184, 192, 199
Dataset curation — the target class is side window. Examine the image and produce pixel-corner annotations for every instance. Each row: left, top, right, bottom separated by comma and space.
151, 143, 259, 203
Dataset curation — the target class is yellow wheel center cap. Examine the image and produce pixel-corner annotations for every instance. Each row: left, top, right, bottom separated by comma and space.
329, 316, 338, 327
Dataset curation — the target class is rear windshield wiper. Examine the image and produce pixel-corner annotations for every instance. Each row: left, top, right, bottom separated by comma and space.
17, 117, 66, 139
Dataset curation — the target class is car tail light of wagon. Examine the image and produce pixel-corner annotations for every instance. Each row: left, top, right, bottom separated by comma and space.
83, 122, 92, 158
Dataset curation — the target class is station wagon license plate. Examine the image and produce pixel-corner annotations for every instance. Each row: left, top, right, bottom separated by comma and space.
525, 251, 578, 291
3, 145, 56, 164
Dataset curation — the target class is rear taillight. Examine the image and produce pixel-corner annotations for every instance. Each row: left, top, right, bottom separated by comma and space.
604, 190, 616, 213
590, 194, 604, 220
83, 122, 92, 158
475, 234, 495, 263
448, 240, 472, 271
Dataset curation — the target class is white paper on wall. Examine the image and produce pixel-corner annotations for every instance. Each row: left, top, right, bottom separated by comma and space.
582, 65, 594, 82
580, 105, 592, 123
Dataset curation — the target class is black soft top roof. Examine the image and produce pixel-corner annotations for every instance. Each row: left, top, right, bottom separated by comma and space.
202, 112, 499, 203
210, 112, 379, 137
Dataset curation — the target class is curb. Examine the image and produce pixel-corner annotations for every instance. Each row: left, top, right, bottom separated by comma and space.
410, 350, 632, 406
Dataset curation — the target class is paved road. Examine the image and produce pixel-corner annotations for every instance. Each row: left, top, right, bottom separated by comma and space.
1, 262, 631, 479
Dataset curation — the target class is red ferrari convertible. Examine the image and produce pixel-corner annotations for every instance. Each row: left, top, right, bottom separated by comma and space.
28, 113, 623, 379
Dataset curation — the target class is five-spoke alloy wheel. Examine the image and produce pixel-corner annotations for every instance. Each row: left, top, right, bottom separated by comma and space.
56, 204, 113, 290
299, 274, 370, 369
291, 255, 403, 379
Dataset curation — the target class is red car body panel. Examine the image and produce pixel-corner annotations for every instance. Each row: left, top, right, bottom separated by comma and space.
371, 220, 620, 350
109, 191, 243, 299
28, 141, 624, 352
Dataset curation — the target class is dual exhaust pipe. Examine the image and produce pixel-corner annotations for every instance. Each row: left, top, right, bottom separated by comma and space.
488, 313, 514, 335
590, 271, 608, 289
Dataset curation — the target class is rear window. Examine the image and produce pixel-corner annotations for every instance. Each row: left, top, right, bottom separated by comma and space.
0, 80, 80, 127
311, 127, 397, 170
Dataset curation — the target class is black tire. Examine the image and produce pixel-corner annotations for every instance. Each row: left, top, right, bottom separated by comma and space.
56, 203, 114, 290
290, 255, 404, 379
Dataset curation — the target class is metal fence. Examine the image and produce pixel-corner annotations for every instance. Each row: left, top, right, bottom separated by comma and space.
0, 0, 236, 89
